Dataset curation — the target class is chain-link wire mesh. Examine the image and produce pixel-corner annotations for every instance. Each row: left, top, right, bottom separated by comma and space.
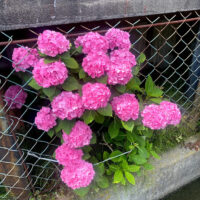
0, 10, 200, 199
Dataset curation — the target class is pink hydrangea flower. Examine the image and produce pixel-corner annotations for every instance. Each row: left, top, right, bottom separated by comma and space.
12, 46, 39, 72
60, 160, 95, 189
55, 144, 83, 166
105, 28, 131, 50
4, 85, 27, 109
37, 30, 70, 57
107, 62, 133, 85
34, 107, 56, 132
111, 94, 139, 121
110, 49, 137, 68
63, 121, 92, 148
32, 59, 68, 88
51, 91, 84, 120
82, 83, 111, 110
141, 104, 168, 130
75, 32, 109, 54
160, 101, 181, 126
82, 52, 110, 78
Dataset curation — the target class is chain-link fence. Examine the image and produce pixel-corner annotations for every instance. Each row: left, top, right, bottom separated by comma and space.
0, 10, 200, 199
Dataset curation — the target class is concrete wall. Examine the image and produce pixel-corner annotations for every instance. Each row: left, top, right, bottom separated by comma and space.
0, 0, 200, 31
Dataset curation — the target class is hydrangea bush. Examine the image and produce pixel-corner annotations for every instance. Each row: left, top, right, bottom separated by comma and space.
7, 29, 182, 197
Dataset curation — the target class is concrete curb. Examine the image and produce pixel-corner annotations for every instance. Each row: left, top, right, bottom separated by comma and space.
85, 135, 200, 200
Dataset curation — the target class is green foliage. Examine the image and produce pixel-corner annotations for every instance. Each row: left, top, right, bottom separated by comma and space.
62, 76, 81, 91
61, 56, 80, 69
97, 104, 112, 116
28, 79, 42, 90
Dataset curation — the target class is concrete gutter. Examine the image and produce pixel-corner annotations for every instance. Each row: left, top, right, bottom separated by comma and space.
0, 0, 200, 31
83, 135, 200, 200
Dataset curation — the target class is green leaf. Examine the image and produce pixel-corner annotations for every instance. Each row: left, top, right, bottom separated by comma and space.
133, 65, 140, 76
38, 51, 46, 58
138, 147, 150, 159
125, 172, 135, 185
128, 165, 140, 172
109, 150, 123, 162
143, 163, 154, 170
108, 121, 120, 139
44, 57, 58, 64
121, 160, 129, 171
94, 113, 104, 124
96, 176, 109, 189
137, 53, 146, 64
150, 98, 162, 104
109, 164, 120, 172
28, 79, 42, 90
103, 151, 109, 160
47, 129, 54, 138
90, 134, 96, 144
62, 76, 81, 91
145, 75, 154, 96
115, 85, 126, 93
113, 170, 123, 184
56, 119, 75, 134
79, 69, 86, 79
121, 120, 134, 132
96, 76, 108, 84
62, 56, 79, 69
150, 150, 161, 159
150, 87, 163, 98
94, 163, 105, 175
83, 153, 91, 160
132, 154, 147, 165
43, 87, 56, 98
97, 103, 112, 117
74, 186, 90, 197
126, 78, 143, 93
82, 110, 95, 124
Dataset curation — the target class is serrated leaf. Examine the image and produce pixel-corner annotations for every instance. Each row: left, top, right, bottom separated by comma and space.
62, 76, 81, 91
150, 98, 163, 104
74, 186, 90, 197
56, 119, 75, 134
97, 103, 112, 117
108, 121, 120, 139
96, 176, 109, 189
109, 150, 123, 162
132, 155, 147, 165
128, 165, 140, 172
62, 56, 79, 69
143, 163, 154, 170
96, 76, 108, 84
90, 134, 96, 144
125, 172, 135, 185
94, 113, 104, 124
149, 87, 163, 97
126, 78, 143, 93
47, 129, 54, 138
150, 150, 161, 159
94, 163, 105, 175
121, 120, 134, 132
44, 57, 58, 64
43, 87, 56, 98
145, 75, 154, 96
103, 151, 109, 160
137, 53, 146, 64
79, 69, 86, 79
113, 170, 123, 184
115, 85, 126, 93
82, 110, 95, 124
28, 79, 42, 90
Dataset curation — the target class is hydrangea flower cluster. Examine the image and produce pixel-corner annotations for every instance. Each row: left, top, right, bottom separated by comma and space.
12, 47, 39, 72
61, 160, 95, 190
82, 83, 111, 110
37, 30, 70, 57
141, 101, 181, 130
75, 32, 109, 54
55, 121, 95, 189
105, 28, 131, 50
33, 59, 68, 88
82, 52, 110, 78
34, 107, 57, 132
4, 85, 27, 109
111, 93, 139, 121
63, 121, 92, 148
51, 91, 84, 120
